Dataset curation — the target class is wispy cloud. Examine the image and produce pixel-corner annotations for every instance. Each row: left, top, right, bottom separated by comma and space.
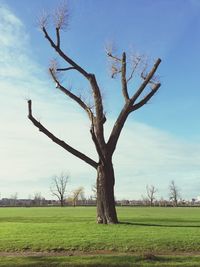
112, 121, 200, 199
0, 3, 200, 201
0, 3, 97, 198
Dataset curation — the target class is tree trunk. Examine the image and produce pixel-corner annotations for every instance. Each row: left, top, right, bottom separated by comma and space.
96, 160, 118, 224
60, 197, 64, 207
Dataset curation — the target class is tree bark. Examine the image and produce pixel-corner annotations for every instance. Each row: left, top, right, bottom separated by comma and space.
60, 197, 64, 207
96, 160, 118, 224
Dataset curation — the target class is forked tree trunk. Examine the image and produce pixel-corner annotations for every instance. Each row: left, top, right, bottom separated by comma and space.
96, 160, 118, 224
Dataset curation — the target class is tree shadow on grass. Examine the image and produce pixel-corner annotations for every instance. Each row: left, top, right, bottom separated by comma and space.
3, 256, 136, 267
119, 221, 200, 228
3, 255, 200, 267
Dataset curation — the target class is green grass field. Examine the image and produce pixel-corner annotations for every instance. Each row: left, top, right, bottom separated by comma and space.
1, 206, 200, 266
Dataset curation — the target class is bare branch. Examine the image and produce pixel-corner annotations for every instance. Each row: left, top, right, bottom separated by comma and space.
121, 52, 129, 101
107, 101, 131, 155
42, 26, 90, 79
106, 52, 122, 62
111, 65, 121, 79
42, 26, 105, 147
131, 83, 160, 111
43, 26, 55, 47
141, 68, 160, 86
127, 55, 142, 83
42, 26, 106, 152
105, 42, 121, 62
49, 58, 59, 76
130, 58, 161, 104
54, 1, 69, 48
107, 59, 161, 155
56, 27, 60, 48
57, 67, 75, 71
105, 44, 122, 78
27, 100, 98, 169
88, 74, 106, 129
106, 48, 122, 78
51, 190, 61, 200
49, 68, 94, 121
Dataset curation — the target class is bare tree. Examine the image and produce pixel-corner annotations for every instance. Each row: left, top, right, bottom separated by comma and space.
146, 185, 157, 206
92, 183, 97, 200
50, 173, 69, 206
141, 196, 149, 206
10, 192, 18, 206
33, 192, 44, 206
71, 186, 85, 207
169, 180, 180, 207
28, 3, 161, 224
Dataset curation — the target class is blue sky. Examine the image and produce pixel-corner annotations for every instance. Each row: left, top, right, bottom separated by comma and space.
1, 0, 200, 200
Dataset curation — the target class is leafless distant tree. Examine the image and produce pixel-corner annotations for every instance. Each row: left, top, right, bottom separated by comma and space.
92, 183, 97, 200
169, 180, 180, 207
71, 187, 85, 207
146, 185, 157, 206
158, 197, 167, 207
33, 192, 44, 206
50, 172, 69, 206
10, 192, 18, 206
28, 3, 161, 224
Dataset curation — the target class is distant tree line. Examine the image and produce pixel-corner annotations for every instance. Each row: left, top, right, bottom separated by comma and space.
0, 179, 198, 207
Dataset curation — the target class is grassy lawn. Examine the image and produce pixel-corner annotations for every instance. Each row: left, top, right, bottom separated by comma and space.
0, 206, 200, 266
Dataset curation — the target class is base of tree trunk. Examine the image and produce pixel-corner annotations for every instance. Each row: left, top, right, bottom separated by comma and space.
96, 163, 118, 224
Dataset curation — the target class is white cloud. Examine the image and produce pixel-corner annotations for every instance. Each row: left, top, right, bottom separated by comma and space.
0, 5, 24, 47
112, 121, 200, 199
0, 4, 200, 201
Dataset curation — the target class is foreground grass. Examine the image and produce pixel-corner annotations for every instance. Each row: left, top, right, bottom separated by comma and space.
0, 206, 200, 254
1, 255, 200, 267
1, 207, 200, 266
